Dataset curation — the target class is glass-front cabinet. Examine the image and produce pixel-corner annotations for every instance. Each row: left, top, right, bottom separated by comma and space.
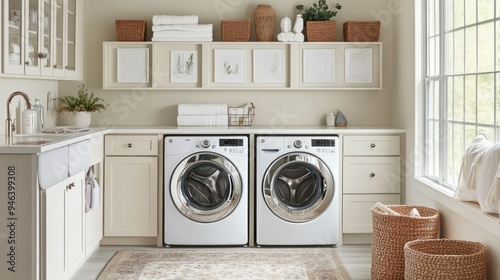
2, 0, 81, 79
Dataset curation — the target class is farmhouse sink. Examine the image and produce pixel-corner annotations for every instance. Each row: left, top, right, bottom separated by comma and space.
13, 140, 56, 145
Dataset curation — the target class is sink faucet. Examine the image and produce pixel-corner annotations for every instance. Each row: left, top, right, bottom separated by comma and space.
5, 91, 32, 142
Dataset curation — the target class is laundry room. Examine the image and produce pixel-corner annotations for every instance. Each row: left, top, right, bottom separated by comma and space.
0, 0, 499, 279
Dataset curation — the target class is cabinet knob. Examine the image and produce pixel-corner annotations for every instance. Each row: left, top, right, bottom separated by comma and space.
370, 172, 376, 178
25, 61, 30, 65
127, 143, 132, 148
67, 182, 75, 190
370, 143, 376, 148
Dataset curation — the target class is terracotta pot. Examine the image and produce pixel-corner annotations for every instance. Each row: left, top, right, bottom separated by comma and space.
254, 4, 276, 41
305, 20, 337, 42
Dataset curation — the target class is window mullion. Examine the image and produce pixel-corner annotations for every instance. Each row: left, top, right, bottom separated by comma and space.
439, 0, 448, 185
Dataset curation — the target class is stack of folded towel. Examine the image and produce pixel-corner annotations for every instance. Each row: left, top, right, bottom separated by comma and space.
177, 104, 228, 126
152, 15, 213, 42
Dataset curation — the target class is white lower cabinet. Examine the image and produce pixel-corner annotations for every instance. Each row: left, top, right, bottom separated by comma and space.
104, 135, 158, 238
41, 171, 85, 280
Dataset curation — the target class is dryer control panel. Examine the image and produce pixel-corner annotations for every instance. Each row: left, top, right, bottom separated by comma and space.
284, 137, 338, 155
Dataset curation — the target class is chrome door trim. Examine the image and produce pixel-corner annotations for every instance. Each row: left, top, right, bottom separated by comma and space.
263, 152, 334, 222
170, 152, 242, 223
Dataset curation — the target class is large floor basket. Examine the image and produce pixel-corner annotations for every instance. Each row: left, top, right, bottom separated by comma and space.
371, 205, 440, 280
404, 239, 487, 280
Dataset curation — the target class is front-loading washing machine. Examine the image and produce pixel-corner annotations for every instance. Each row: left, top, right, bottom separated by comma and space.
164, 135, 248, 246
256, 136, 340, 245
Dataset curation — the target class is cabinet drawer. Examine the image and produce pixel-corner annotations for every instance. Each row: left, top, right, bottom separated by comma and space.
105, 135, 158, 156
342, 194, 400, 233
343, 135, 400, 156
343, 157, 400, 193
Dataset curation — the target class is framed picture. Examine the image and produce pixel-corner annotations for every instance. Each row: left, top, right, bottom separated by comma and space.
214, 49, 246, 83
303, 48, 335, 83
345, 48, 373, 83
170, 50, 198, 83
253, 49, 285, 83
117, 48, 149, 83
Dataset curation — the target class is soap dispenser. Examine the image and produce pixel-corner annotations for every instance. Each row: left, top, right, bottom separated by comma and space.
326, 113, 336, 127
22, 107, 37, 134
33, 98, 44, 132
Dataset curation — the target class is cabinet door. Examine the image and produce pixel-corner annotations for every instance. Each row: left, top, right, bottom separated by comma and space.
342, 194, 400, 233
65, 172, 85, 276
42, 180, 67, 280
104, 157, 158, 236
3, 0, 25, 74
343, 156, 400, 193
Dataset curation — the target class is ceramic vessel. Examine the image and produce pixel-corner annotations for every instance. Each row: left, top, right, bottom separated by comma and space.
60, 111, 91, 127
254, 4, 276, 41
335, 110, 347, 127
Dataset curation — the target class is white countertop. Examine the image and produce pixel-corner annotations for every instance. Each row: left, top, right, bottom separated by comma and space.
0, 125, 405, 154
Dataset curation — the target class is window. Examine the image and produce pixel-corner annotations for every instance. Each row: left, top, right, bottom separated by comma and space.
423, 0, 500, 189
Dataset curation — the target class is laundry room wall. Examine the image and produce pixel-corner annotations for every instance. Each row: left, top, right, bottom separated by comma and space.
58, 0, 396, 128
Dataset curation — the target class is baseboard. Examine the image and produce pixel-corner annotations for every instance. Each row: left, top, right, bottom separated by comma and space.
100, 237, 158, 246
342, 233, 372, 244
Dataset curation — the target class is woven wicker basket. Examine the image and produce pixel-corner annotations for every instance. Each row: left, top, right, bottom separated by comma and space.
371, 205, 440, 280
305, 20, 336, 42
116, 20, 147, 41
343, 21, 381, 42
404, 239, 487, 280
221, 20, 251, 42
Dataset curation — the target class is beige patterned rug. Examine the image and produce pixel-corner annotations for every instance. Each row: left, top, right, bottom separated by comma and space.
97, 247, 352, 280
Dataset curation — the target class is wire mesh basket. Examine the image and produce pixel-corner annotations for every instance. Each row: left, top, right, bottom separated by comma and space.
228, 103, 255, 126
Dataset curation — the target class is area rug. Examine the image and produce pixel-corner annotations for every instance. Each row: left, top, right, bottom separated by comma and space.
97, 247, 352, 280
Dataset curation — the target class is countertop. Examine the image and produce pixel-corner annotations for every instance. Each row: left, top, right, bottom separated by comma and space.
0, 125, 405, 154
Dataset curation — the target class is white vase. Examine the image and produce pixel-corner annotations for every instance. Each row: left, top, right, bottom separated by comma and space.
60, 111, 91, 127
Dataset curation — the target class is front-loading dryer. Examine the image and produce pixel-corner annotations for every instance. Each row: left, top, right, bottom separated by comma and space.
164, 135, 248, 246
256, 136, 340, 245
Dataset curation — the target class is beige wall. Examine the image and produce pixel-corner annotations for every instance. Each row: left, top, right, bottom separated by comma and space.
394, 1, 500, 278
59, 0, 395, 128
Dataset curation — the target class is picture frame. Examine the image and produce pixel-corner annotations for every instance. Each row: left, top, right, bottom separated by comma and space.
303, 48, 335, 83
214, 49, 246, 83
253, 49, 285, 83
117, 48, 149, 83
345, 48, 373, 84
171, 50, 198, 83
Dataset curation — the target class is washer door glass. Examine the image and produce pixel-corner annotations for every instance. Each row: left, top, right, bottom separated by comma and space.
263, 153, 334, 222
171, 152, 242, 223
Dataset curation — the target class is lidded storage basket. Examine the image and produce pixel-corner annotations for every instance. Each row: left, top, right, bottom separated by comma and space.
221, 20, 251, 42
116, 20, 147, 41
371, 205, 440, 280
343, 21, 380, 42
404, 239, 487, 280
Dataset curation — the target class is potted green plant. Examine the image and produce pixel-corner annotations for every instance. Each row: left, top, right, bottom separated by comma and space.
57, 84, 108, 127
296, 0, 342, 41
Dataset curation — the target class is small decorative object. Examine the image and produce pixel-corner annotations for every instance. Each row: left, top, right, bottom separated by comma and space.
326, 113, 335, 126
335, 110, 347, 127
343, 21, 381, 42
293, 14, 305, 41
57, 84, 108, 127
221, 19, 251, 42
296, 0, 342, 42
115, 20, 147, 41
277, 15, 295, 42
254, 4, 276, 42
281, 15, 291, 32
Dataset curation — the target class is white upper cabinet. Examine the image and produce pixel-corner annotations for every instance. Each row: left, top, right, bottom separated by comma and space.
2, 0, 82, 80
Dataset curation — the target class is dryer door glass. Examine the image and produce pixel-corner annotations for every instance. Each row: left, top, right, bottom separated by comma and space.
171, 153, 242, 223
263, 153, 334, 222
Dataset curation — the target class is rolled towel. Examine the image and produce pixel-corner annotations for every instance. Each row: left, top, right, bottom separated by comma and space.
152, 30, 213, 39
152, 24, 213, 32
152, 15, 198, 26
371, 202, 400, 216
152, 37, 213, 42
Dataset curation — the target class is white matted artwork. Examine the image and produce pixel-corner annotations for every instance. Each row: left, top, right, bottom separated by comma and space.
214, 49, 246, 83
345, 48, 373, 83
171, 50, 198, 83
303, 49, 335, 83
253, 49, 284, 83
117, 48, 149, 83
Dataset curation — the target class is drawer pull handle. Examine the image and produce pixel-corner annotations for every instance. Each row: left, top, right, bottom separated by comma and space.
67, 182, 75, 190
370, 172, 376, 178
128, 143, 132, 148
370, 143, 376, 148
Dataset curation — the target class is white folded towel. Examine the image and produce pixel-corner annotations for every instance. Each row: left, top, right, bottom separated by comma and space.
178, 104, 228, 116
371, 202, 400, 216
152, 30, 213, 39
152, 15, 198, 26
177, 115, 228, 126
152, 37, 213, 42
152, 24, 213, 32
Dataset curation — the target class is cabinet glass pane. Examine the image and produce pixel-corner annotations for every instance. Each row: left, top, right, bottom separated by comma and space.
55, 0, 64, 70
7, 0, 23, 67
41, 0, 52, 70
27, 0, 39, 67
66, 0, 76, 70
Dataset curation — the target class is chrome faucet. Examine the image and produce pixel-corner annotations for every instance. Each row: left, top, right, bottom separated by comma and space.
5, 91, 32, 142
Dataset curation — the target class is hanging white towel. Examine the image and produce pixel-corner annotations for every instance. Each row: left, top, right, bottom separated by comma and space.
85, 166, 101, 211
91, 175, 100, 209
152, 15, 198, 26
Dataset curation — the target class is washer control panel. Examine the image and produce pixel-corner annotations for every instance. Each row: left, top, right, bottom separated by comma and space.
284, 137, 337, 154
165, 136, 248, 156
